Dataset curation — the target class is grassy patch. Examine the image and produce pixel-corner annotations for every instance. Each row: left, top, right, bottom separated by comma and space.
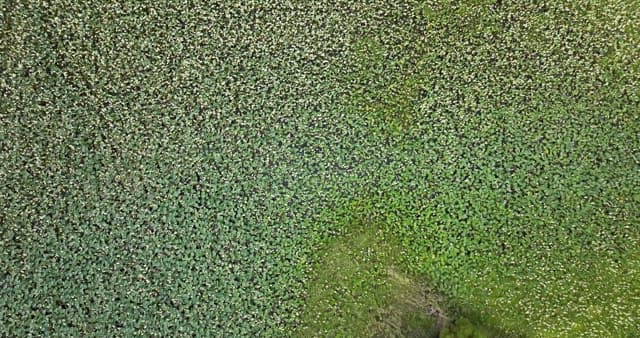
297, 218, 444, 337
467, 249, 640, 337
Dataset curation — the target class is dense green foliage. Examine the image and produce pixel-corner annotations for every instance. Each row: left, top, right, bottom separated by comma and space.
1, 0, 639, 337
1, 1, 364, 335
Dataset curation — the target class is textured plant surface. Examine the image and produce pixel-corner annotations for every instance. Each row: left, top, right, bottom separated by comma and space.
1, 1, 639, 337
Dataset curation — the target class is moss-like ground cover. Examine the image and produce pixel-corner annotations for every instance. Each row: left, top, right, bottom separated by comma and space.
2, 1, 639, 337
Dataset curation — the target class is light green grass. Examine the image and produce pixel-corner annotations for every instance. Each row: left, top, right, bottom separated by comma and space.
468, 249, 640, 337
297, 204, 446, 337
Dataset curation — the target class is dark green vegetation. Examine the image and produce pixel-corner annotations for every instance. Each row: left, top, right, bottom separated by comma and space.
439, 318, 490, 338
1, 1, 639, 337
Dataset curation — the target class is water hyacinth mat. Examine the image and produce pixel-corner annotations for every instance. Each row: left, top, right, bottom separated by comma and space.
1, 1, 639, 337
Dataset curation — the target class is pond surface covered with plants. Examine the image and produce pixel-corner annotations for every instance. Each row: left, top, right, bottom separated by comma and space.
1, 1, 639, 337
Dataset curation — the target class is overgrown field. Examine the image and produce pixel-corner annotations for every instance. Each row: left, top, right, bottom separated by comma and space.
1, 1, 639, 337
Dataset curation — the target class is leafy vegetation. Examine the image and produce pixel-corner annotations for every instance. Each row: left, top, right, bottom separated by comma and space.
1, 0, 639, 337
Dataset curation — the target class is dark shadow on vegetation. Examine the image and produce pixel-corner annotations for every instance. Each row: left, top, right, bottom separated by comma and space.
441, 305, 526, 338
